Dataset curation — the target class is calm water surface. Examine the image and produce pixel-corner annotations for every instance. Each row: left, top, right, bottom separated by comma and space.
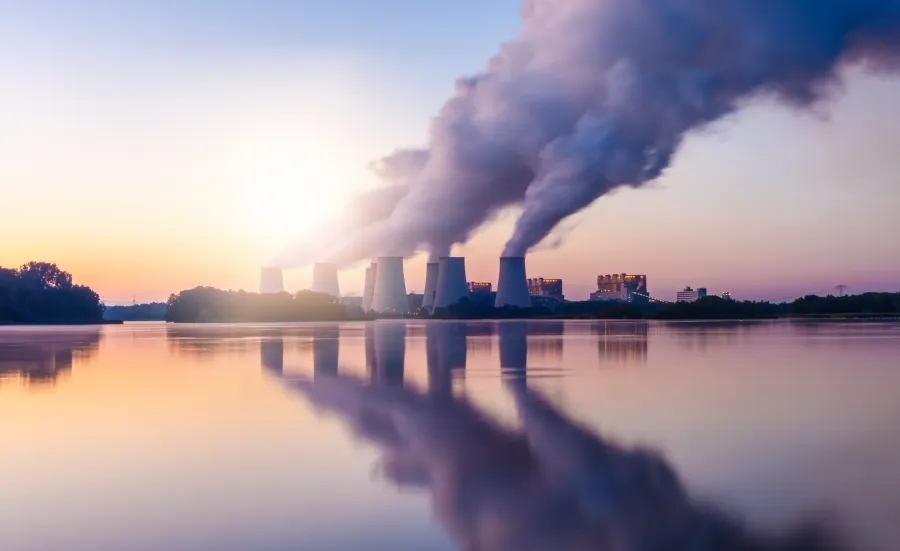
1, 320, 899, 550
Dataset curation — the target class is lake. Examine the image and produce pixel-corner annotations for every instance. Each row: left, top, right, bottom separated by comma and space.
1, 320, 898, 550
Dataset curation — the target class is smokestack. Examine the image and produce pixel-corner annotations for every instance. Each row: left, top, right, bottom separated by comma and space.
372, 257, 409, 314
311, 263, 341, 297
495, 257, 531, 309
259, 267, 284, 294
421, 262, 440, 312
433, 257, 469, 310
362, 262, 377, 312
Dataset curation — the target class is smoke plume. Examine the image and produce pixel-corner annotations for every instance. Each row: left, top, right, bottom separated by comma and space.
280, 0, 900, 266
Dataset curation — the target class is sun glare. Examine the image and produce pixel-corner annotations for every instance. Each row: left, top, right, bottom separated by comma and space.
240, 151, 348, 248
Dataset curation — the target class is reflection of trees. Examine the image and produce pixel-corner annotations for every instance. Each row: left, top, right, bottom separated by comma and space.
593, 322, 649, 366
0, 329, 101, 386
285, 376, 839, 551
526, 321, 564, 361
668, 321, 762, 352
166, 325, 258, 359
365, 322, 405, 386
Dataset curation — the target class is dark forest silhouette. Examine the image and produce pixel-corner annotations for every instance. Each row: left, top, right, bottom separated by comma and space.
164, 287, 352, 323
0, 262, 104, 324
104, 302, 167, 321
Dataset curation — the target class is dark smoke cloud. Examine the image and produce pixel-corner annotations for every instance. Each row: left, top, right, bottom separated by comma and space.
280, 0, 900, 266
284, 375, 840, 550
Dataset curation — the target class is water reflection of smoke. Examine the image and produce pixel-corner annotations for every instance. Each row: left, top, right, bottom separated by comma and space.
593, 321, 649, 366
286, 376, 839, 551
0, 329, 101, 387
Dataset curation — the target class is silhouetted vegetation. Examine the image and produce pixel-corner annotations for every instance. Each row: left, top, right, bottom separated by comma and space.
0, 262, 104, 324
790, 293, 900, 317
104, 302, 167, 321
165, 287, 352, 323
654, 296, 783, 319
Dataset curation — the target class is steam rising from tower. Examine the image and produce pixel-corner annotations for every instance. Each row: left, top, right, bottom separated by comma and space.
273, 0, 900, 269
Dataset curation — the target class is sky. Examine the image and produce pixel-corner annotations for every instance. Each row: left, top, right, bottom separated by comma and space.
2, 0, 899, 303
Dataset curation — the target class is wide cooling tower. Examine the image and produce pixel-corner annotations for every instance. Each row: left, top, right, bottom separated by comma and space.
421, 262, 440, 311
311, 263, 341, 297
495, 257, 532, 308
433, 257, 469, 310
260, 267, 285, 294
372, 257, 409, 314
362, 262, 377, 312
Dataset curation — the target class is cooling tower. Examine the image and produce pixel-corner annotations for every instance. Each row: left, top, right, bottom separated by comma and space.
433, 257, 469, 310
311, 263, 341, 297
372, 257, 409, 314
421, 262, 440, 312
259, 267, 284, 294
362, 262, 377, 312
494, 257, 532, 308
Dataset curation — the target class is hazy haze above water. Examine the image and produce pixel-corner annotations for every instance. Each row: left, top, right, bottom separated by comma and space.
1, 320, 899, 550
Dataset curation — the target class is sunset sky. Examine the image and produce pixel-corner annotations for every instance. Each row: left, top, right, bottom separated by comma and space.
2, 0, 899, 303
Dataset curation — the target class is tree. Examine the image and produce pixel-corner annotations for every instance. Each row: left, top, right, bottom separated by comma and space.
17, 262, 73, 290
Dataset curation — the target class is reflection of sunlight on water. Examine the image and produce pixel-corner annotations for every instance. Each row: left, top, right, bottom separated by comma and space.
2, 321, 900, 550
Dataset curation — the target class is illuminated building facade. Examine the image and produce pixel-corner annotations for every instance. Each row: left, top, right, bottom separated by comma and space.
527, 278, 564, 300
590, 274, 649, 303
468, 282, 493, 294
676, 287, 701, 302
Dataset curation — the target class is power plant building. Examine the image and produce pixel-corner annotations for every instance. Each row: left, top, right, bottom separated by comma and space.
527, 278, 564, 301
259, 267, 285, 294
676, 286, 707, 303
590, 274, 649, 303
468, 282, 493, 294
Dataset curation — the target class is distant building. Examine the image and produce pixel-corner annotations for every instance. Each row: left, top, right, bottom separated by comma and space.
468, 282, 493, 294
698, 287, 708, 298
590, 274, 649, 303
676, 287, 702, 302
527, 278, 564, 300
721, 291, 733, 301
407, 293, 424, 312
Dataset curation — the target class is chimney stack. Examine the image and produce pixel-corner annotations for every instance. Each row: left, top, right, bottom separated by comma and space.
495, 257, 532, 308
361, 262, 377, 312
259, 267, 285, 294
421, 262, 440, 312
372, 257, 409, 314
434, 257, 469, 310
311, 263, 341, 297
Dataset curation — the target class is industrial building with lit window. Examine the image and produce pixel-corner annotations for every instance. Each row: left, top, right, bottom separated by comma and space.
590, 274, 649, 303
527, 278, 564, 300
468, 282, 493, 294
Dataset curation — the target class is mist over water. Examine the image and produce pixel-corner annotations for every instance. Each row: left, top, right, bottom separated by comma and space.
274, 0, 900, 268
2, 320, 900, 550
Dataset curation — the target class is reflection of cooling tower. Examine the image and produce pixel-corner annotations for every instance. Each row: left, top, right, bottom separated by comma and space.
365, 322, 405, 385
499, 320, 528, 389
260, 267, 285, 294
372, 257, 409, 314
362, 262, 377, 312
434, 257, 469, 310
312, 263, 341, 297
426, 322, 467, 396
421, 262, 440, 312
260, 336, 284, 375
494, 257, 531, 308
313, 324, 339, 378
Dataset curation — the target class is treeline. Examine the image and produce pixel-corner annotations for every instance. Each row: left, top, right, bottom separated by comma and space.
0, 262, 104, 324
164, 287, 352, 323
790, 292, 900, 317
104, 302, 167, 321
